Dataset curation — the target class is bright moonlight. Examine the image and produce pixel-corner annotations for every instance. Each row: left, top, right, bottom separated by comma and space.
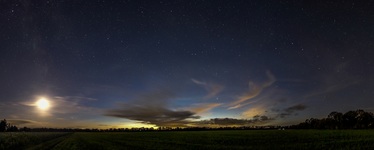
36, 98, 50, 110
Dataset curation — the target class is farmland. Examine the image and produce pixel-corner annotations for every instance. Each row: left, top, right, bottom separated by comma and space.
1, 130, 374, 149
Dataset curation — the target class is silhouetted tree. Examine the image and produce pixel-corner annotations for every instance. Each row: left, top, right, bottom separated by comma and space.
0, 119, 7, 132
355, 110, 373, 128
305, 118, 320, 128
343, 111, 358, 128
293, 110, 374, 129
7, 125, 18, 132
328, 111, 343, 129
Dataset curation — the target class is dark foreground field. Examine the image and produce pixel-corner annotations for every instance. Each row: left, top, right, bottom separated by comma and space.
1, 130, 374, 149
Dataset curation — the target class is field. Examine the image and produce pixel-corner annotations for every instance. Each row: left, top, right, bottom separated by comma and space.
1, 130, 374, 149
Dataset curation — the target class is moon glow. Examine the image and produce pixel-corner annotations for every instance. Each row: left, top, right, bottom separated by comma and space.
36, 98, 50, 110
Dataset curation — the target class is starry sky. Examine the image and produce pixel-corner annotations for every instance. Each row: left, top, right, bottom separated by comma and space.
0, 0, 374, 129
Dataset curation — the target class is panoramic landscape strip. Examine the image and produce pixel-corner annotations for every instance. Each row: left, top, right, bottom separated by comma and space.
2, 110, 374, 149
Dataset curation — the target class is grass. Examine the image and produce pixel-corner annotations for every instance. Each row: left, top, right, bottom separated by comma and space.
2, 130, 374, 149
0, 132, 70, 150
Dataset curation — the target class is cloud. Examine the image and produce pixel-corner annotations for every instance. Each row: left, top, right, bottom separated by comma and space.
305, 81, 359, 99
284, 104, 307, 112
7, 119, 36, 126
105, 90, 200, 127
242, 106, 267, 118
54, 96, 97, 102
252, 115, 272, 121
278, 104, 307, 118
18, 96, 102, 118
191, 79, 205, 85
52, 96, 100, 113
304, 61, 361, 101
228, 71, 276, 109
194, 116, 273, 127
227, 104, 242, 110
188, 103, 222, 114
191, 79, 224, 99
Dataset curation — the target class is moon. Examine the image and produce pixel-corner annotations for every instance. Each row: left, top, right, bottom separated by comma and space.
36, 98, 50, 110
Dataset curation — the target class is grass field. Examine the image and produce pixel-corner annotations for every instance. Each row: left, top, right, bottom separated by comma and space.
1, 130, 374, 149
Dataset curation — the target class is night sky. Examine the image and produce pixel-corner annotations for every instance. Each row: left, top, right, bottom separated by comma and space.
1, 0, 374, 129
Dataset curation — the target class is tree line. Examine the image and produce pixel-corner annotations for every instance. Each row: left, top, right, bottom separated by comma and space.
291, 109, 374, 129
0, 119, 18, 132
1, 109, 374, 132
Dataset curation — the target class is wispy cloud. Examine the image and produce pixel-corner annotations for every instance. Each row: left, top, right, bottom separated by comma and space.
7, 119, 37, 126
54, 96, 97, 102
304, 62, 361, 100
191, 79, 224, 99
20, 95, 101, 117
305, 81, 359, 99
228, 71, 276, 109
51, 96, 102, 115
188, 103, 222, 114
